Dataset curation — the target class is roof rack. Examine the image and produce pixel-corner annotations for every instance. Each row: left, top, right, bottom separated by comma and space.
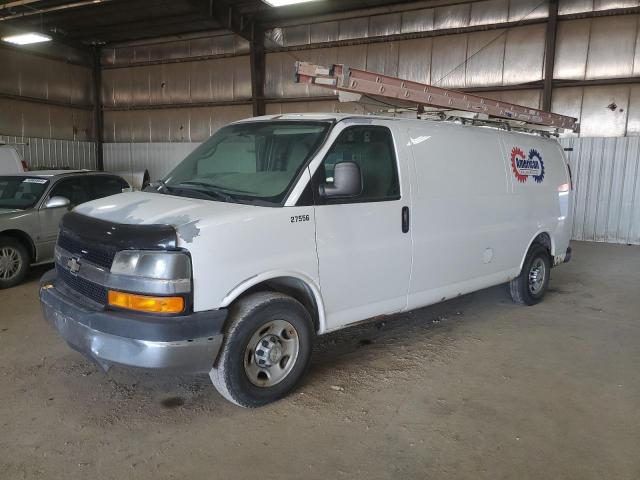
294, 62, 579, 136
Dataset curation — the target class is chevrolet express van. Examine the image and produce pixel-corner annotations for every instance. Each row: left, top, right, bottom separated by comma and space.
40, 114, 572, 407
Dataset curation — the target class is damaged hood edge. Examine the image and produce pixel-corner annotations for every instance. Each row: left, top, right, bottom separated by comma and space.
73, 191, 258, 243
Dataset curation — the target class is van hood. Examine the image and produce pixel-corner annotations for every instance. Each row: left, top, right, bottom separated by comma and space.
73, 191, 257, 243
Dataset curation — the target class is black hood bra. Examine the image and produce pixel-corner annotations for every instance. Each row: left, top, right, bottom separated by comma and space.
60, 212, 178, 252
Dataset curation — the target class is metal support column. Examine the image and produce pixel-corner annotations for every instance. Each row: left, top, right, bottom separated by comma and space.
250, 22, 266, 117
93, 47, 104, 171
543, 0, 559, 112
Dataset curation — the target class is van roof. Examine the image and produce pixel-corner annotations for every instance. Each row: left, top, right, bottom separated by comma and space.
242, 113, 396, 122
238, 113, 562, 143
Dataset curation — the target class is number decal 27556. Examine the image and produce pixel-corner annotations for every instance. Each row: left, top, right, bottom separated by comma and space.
291, 215, 310, 223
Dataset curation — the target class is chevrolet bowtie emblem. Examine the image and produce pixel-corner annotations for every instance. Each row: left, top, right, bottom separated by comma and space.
67, 257, 81, 275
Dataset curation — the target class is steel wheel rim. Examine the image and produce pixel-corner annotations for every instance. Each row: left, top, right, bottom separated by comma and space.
528, 257, 546, 295
244, 319, 300, 388
0, 247, 21, 280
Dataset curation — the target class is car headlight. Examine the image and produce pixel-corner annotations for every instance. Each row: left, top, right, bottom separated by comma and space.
110, 250, 191, 281
109, 251, 191, 314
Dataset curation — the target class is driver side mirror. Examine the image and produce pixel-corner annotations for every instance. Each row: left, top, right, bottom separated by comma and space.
44, 196, 71, 209
319, 162, 362, 199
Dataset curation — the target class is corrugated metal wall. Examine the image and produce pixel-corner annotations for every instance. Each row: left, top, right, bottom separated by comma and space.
561, 137, 640, 244
265, 0, 548, 48
0, 44, 95, 167
0, 135, 97, 170
100, 10, 640, 141
103, 142, 197, 181
0, 48, 94, 136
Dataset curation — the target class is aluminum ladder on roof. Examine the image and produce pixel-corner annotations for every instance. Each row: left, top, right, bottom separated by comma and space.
293, 61, 579, 134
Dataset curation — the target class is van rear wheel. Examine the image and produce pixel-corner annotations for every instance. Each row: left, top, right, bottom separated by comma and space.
210, 292, 314, 408
509, 244, 551, 306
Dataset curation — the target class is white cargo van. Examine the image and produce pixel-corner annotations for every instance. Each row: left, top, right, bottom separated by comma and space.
40, 114, 572, 407
0, 145, 27, 174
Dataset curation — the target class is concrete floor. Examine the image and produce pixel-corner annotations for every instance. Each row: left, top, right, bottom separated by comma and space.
0, 241, 639, 479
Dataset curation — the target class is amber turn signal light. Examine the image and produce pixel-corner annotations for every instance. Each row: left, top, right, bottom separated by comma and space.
108, 290, 184, 314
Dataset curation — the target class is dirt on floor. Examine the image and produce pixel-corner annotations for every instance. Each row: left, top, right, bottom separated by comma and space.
1, 241, 639, 480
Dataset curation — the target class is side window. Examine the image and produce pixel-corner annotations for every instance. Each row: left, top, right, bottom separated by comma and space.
49, 177, 90, 206
87, 175, 129, 201
317, 125, 400, 203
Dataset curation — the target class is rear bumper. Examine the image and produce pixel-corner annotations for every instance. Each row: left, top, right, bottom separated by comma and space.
39, 270, 226, 373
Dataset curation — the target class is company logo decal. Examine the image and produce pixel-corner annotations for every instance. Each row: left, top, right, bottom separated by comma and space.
510, 147, 545, 184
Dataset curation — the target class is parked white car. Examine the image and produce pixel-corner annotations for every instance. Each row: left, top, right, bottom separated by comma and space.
40, 114, 573, 407
0, 145, 27, 175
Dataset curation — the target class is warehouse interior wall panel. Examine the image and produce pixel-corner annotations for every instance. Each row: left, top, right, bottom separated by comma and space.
463, 30, 506, 87
397, 38, 433, 84
265, 24, 547, 99
103, 105, 252, 143
585, 15, 637, 79
100, 33, 249, 67
103, 142, 199, 182
0, 47, 93, 107
101, 55, 251, 108
265, 0, 549, 48
0, 134, 96, 170
554, 18, 591, 80
561, 136, 640, 244
554, 16, 640, 81
0, 98, 94, 141
579, 84, 631, 137
470, 0, 509, 26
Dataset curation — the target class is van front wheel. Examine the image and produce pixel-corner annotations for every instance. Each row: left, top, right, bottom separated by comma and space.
210, 292, 314, 407
509, 244, 551, 305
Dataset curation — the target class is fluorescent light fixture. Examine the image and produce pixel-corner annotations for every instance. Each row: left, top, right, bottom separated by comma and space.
2, 32, 52, 45
262, 0, 321, 7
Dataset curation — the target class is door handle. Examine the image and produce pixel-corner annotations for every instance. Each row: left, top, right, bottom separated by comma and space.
401, 206, 410, 233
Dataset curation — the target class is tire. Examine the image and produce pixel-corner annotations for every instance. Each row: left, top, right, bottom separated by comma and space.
210, 291, 314, 408
0, 236, 30, 289
509, 243, 551, 306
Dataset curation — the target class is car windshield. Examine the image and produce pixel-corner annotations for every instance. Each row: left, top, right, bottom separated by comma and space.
0, 176, 49, 210
163, 121, 331, 205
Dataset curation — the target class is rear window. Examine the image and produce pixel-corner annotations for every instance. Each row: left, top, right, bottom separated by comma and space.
0, 176, 49, 210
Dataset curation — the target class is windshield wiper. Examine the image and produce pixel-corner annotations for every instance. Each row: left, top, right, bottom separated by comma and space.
144, 179, 173, 194
174, 182, 236, 203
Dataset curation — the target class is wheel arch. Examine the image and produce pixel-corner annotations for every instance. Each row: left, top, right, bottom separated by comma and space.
0, 229, 36, 262
220, 271, 326, 334
519, 231, 554, 271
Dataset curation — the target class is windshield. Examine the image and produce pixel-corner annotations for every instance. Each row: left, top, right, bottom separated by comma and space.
0, 176, 49, 210
163, 121, 331, 205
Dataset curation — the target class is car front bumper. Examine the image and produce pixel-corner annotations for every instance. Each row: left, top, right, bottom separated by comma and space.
39, 269, 226, 373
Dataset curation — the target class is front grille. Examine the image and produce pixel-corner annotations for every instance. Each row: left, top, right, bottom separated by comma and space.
57, 264, 108, 305
58, 230, 116, 268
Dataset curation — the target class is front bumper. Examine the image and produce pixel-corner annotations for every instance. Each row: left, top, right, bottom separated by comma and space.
39, 270, 226, 373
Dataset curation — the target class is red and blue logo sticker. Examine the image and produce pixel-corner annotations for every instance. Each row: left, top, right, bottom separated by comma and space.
510, 147, 545, 184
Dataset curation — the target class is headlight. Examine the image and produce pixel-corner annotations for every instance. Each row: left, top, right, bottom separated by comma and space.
111, 250, 191, 281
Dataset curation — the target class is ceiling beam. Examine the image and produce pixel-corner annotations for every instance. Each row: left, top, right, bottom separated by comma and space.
0, 0, 117, 21
0, 0, 42, 10
65, 13, 215, 39
206, 0, 254, 42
